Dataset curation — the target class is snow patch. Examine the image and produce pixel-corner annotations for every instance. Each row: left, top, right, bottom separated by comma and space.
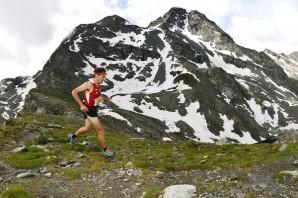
0, 101, 8, 105
99, 109, 132, 127
262, 71, 297, 98
246, 98, 278, 127
69, 34, 82, 52
162, 137, 172, 141
82, 60, 95, 76
177, 92, 186, 103
218, 114, 256, 144
280, 122, 298, 130
100, 30, 146, 47
2, 112, 9, 120
136, 127, 141, 132
15, 77, 37, 115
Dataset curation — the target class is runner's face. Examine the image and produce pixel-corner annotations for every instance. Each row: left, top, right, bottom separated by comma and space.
96, 73, 106, 83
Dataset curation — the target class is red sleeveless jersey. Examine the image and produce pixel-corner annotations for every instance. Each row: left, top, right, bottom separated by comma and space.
83, 80, 101, 107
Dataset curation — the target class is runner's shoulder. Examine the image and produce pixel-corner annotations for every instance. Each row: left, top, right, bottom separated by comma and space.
84, 81, 93, 87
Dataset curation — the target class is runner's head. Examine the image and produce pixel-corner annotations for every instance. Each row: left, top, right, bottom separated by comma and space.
94, 67, 106, 83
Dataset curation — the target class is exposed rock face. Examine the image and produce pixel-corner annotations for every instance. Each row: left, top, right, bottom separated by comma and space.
1, 7, 298, 143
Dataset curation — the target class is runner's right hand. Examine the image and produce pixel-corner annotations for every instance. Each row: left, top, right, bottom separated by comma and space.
80, 105, 88, 112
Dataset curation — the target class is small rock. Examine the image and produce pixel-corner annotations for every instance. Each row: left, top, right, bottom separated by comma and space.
162, 184, 196, 198
45, 172, 52, 177
293, 160, 298, 166
123, 178, 129, 182
156, 171, 164, 178
136, 182, 142, 186
200, 160, 207, 163
216, 138, 230, 145
40, 167, 48, 174
12, 145, 26, 153
59, 161, 70, 167
17, 172, 35, 178
80, 141, 92, 146
47, 137, 55, 142
47, 156, 57, 160
279, 143, 288, 152
216, 153, 225, 156
126, 162, 133, 167
147, 156, 153, 161
32, 145, 49, 152
47, 123, 62, 129
72, 162, 81, 168
229, 175, 239, 181
78, 154, 87, 158
279, 170, 298, 177
58, 160, 74, 167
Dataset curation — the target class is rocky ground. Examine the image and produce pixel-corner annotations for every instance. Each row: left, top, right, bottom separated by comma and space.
0, 114, 297, 197
1, 145, 297, 198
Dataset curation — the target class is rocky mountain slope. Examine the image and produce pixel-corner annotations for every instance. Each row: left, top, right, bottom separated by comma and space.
264, 49, 298, 79
1, 7, 298, 143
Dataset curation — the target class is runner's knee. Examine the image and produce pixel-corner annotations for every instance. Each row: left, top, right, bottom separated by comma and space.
96, 127, 105, 133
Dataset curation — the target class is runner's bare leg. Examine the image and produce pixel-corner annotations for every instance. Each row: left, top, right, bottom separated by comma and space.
86, 116, 112, 151
74, 119, 92, 136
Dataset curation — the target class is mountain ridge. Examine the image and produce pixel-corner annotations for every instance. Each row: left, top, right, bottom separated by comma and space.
1, 7, 298, 143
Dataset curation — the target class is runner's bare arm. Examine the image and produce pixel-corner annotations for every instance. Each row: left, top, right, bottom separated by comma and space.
71, 82, 92, 109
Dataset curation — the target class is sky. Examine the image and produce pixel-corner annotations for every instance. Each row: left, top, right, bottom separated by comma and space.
0, 0, 298, 80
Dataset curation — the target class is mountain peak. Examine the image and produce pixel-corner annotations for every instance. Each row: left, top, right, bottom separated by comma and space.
148, 7, 187, 28
166, 7, 187, 17
149, 7, 234, 46
96, 15, 129, 26
187, 10, 234, 44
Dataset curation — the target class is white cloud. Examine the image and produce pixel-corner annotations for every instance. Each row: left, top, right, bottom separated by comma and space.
0, 0, 297, 80
118, 0, 238, 27
227, 0, 298, 53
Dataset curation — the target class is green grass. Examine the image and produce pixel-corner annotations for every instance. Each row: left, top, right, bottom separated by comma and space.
142, 186, 163, 198
3, 146, 57, 169
245, 192, 259, 198
197, 180, 238, 193
1, 185, 32, 198
0, 125, 19, 145
63, 168, 82, 179
1, 112, 298, 175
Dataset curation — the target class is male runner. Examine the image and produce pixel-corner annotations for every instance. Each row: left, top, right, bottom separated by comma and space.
68, 67, 114, 157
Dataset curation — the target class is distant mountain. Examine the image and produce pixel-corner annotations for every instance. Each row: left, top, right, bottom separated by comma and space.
2, 7, 298, 143
0, 75, 37, 123
264, 49, 298, 79
289, 51, 298, 62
